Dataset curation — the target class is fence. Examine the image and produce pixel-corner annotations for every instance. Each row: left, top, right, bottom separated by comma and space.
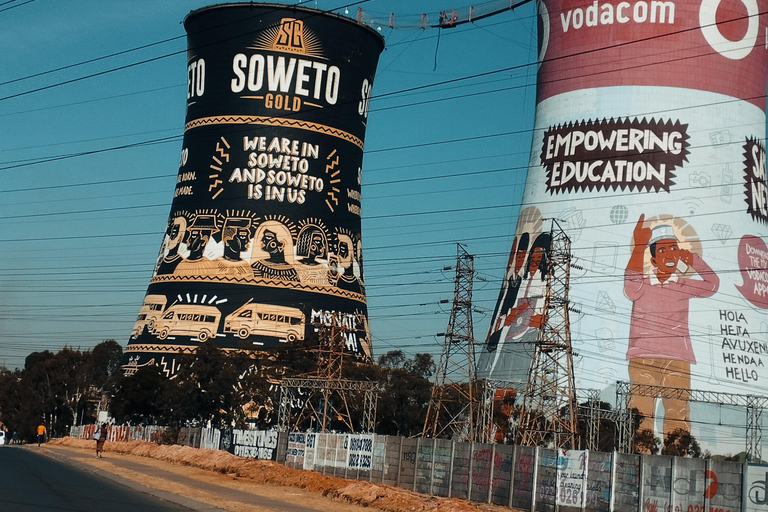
285, 436, 762, 512
70, 424, 164, 443
69, 425, 768, 512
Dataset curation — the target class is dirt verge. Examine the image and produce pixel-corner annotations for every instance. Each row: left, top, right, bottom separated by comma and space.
49, 437, 518, 512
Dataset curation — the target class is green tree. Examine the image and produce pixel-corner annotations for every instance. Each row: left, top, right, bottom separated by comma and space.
0, 343, 122, 439
52, 347, 90, 431
375, 351, 433, 436
22, 350, 67, 436
0, 370, 42, 442
90, 339, 123, 390
634, 428, 661, 454
82, 339, 124, 425
406, 353, 435, 378
170, 341, 257, 429
662, 428, 701, 457
377, 350, 407, 369
109, 365, 168, 425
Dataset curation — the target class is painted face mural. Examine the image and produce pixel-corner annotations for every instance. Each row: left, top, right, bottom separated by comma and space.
482, 0, 768, 452
125, 4, 384, 376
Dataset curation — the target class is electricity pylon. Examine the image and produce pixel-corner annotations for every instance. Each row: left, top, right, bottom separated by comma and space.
277, 320, 378, 433
423, 244, 481, 441
516, 220, 579, 449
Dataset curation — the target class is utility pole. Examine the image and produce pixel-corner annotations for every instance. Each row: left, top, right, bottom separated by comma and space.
423, 244, 480, 441
516, 220, 579, 449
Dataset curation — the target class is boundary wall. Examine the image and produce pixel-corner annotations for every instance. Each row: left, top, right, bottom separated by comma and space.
70, 425, 768, 512
71, 424, 163, 443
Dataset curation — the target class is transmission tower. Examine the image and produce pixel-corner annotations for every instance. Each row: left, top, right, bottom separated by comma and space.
516, 220, 579, 449
479, 378, 521, 443
616, 381, 765, 460
579, 388, 633, 452
423, 244, 481, 441
277, 320, 378, 433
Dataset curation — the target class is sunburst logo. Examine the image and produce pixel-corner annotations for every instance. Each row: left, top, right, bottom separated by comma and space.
251, 18, 324, 58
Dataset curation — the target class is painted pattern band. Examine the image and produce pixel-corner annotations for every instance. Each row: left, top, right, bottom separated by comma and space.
185, 115, 364, 150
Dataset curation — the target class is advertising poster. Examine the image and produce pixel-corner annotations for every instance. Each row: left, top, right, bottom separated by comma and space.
478, 0, 768, 453
124, 4, 384, 375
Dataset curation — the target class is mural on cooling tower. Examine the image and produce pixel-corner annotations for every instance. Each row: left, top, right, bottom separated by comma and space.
124, 4, 384, 376
480, 0, 768, 451
478, 206, 549, 386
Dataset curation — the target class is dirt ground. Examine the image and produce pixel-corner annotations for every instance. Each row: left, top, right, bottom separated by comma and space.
48, 437, 520, 512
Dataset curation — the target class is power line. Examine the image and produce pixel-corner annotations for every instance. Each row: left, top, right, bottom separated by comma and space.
0, 0, 373, 103
0, 0, 35, 14
2, 5, 762, 161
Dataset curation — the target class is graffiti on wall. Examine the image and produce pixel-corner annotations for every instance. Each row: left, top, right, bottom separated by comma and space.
232, 429, 278, 460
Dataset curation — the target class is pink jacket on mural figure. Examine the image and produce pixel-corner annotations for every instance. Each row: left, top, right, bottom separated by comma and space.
624, 253, 719, 363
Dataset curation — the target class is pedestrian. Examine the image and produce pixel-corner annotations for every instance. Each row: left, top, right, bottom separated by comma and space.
93, 423, 106, 458
36, 423, 46, 446
12, 431, 18, 445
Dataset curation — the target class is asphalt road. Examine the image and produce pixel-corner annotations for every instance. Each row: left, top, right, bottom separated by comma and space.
0, 445, 225, 512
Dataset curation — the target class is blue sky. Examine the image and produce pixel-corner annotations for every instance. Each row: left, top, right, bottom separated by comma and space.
0, 0, 537, 370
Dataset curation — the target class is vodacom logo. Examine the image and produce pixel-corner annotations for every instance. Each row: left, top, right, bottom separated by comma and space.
700, 0, 760, 60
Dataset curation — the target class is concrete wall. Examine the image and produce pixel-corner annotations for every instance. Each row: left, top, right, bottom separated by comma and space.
70, 425, 768, 512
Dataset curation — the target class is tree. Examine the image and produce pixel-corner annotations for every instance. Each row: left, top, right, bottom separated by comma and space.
378, 350, 407, 369
0, 343, 123, 439
634, 428, 661, 454
0, 371, 42, 442
233, 355, 275, 429
109, 365, 168, 425
662, 428, 701, 457
49, 347, 90, 431
90, 339, 123, 390
169, 341, 263, 429
375, 351, 434, 436
22, 350, 69, 436
406, 353, 435, 378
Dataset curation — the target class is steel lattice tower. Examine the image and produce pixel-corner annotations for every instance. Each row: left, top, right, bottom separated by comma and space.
616, 381, 765, 459
423, 244, 480, 441
479, 378, 520, 443
516, 220, 579, 449
580, 387, 633, 453
277, 320, 378, 433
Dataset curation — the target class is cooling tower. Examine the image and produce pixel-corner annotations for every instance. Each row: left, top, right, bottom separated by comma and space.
125, 4, 384, 375
479, 0, 768, 447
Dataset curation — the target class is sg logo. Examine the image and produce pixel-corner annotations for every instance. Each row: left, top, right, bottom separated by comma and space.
359, 79, 372, 119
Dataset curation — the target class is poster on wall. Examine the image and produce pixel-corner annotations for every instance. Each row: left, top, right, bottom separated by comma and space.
124, 4, 385, 375
478, 0, 768, 453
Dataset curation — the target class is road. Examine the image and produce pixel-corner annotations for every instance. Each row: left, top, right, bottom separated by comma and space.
0, 444, 221, 511
0, 444, 373, 512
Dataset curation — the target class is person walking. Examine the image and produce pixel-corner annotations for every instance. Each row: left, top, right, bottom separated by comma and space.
36, 423, 46, 446
93, 423, 106, 458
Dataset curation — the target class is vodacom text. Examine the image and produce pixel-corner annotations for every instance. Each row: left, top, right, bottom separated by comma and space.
560, 0, 675, 32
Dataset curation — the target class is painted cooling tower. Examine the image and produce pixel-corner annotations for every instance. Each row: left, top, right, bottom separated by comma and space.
478, 0, 768, 448
125, 4, 384, 375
